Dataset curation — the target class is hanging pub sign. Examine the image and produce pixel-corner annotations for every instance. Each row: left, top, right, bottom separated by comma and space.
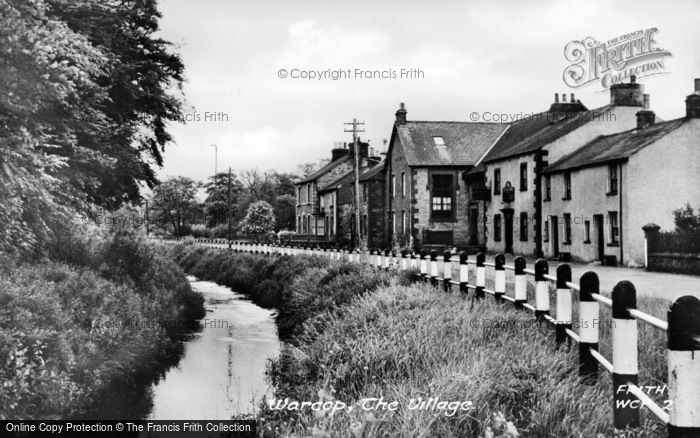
503, 181, 515, 203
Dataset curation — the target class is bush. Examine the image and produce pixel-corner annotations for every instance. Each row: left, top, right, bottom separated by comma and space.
0, 229, 204, 419
190, 224, 211, 239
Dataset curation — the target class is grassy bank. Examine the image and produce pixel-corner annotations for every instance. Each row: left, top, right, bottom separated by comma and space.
167, 243, 417, 341
167, 244, 669, 437
0, 231, 204, 420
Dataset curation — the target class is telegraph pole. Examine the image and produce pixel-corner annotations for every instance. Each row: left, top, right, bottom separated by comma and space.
344, 118, 365, 249
211, 143, 218, 224
227, 167, 232, 250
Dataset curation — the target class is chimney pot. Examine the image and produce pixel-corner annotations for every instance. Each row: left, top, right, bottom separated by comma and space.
554, 93, 559, 103
562, 94, 567, 103
695, 78, 700, 92
631, 75, 636, 84
643, 94, 650, 109
570, 93, 575, 102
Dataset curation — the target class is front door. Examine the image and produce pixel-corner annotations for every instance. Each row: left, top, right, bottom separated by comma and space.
551, 215, 559, 257
468, 205, 479, 246
594, 214, 605, 261
503, 209, 514, 253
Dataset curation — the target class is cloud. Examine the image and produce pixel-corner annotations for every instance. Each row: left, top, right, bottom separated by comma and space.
280, 20, 391, 66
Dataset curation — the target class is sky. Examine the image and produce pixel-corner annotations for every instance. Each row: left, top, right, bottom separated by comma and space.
155, 0, 700, 183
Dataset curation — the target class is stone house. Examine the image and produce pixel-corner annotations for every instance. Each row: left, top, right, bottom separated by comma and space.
359, 162, 386, 249
295, 146, 353, 237
295, 141, 379, 244
541, 79, 700, 266
383, 103, 508, 249
479, 76, 656, 257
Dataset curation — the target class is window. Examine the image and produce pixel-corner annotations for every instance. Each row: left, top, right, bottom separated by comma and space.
391, 174, 396, 198
520, 163, 528, 191
401, 172, 406, 198
563, 172, 571, 200
494, 214, 502, 242
297, 216, 301, 233
609, 212, 619, 245
543, 219, 550, 242
297, 187, 301, 204
431, 173, 454, 220
392, 211, 396, 235
401, 210, 406, 234
584, 220, 591, 243
433, 137, 448, 159
361, 214, 367, 237
362, 184, 367, 202
608, 164, 618, 195
320, 196, 324, 208
544, 175, 551, 201
306, 185, 311, 204
563, 213, 572, 244
519, 212, 528, 241
493, 168, 501, 195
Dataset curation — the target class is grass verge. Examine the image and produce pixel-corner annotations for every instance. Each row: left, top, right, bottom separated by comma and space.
0, 231, 204, 419
167, 244, 669, 437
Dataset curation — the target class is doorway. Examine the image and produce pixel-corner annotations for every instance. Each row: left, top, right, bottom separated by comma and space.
594, 214, 605, 261
503, 209, 514, 253
468, 205, 479, 246
551, 215, 559, 258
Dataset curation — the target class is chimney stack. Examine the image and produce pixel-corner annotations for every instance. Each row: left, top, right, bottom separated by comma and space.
686, 78, 700, 118
331, 145, 349, 161
395, 102, 407, 125
636, 110, 655, 129
610, 75, 644, 106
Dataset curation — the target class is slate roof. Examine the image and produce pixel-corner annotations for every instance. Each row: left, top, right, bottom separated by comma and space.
360, 161, 385, 181
297, 154, 352, 184
317, 168, 354, 192
544, 118, 687, 174
481, 103, 613, 163
395, 121, 508, 166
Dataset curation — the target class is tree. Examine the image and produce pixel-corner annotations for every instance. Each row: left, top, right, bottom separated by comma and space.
297, 158, 330, 178
0, 0, 184, 253
273, 194, 296, 231
239, 201, 276, 234
49, 0, 185, 209
239, 168, 275, 205
673, 203, 700, 232
151, 177, 200, 236
0, 0, 108, 253
272, 172, 298, 198
203, 172, 243, 227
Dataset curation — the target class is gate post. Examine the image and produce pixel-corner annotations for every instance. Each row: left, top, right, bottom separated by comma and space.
611, 281, 639, 429
668, 295, 700, 437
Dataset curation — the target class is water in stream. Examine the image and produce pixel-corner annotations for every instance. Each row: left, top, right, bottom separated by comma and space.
147, 276, 280, 420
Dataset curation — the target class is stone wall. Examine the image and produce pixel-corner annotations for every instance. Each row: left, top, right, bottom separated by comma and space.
648, 253, 700, 275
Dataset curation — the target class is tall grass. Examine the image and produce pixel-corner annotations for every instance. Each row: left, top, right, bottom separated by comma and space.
262, 283, 668, 437
166, 243, 415, 340
0, 230, 205, 419
165, 244, 669, 437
